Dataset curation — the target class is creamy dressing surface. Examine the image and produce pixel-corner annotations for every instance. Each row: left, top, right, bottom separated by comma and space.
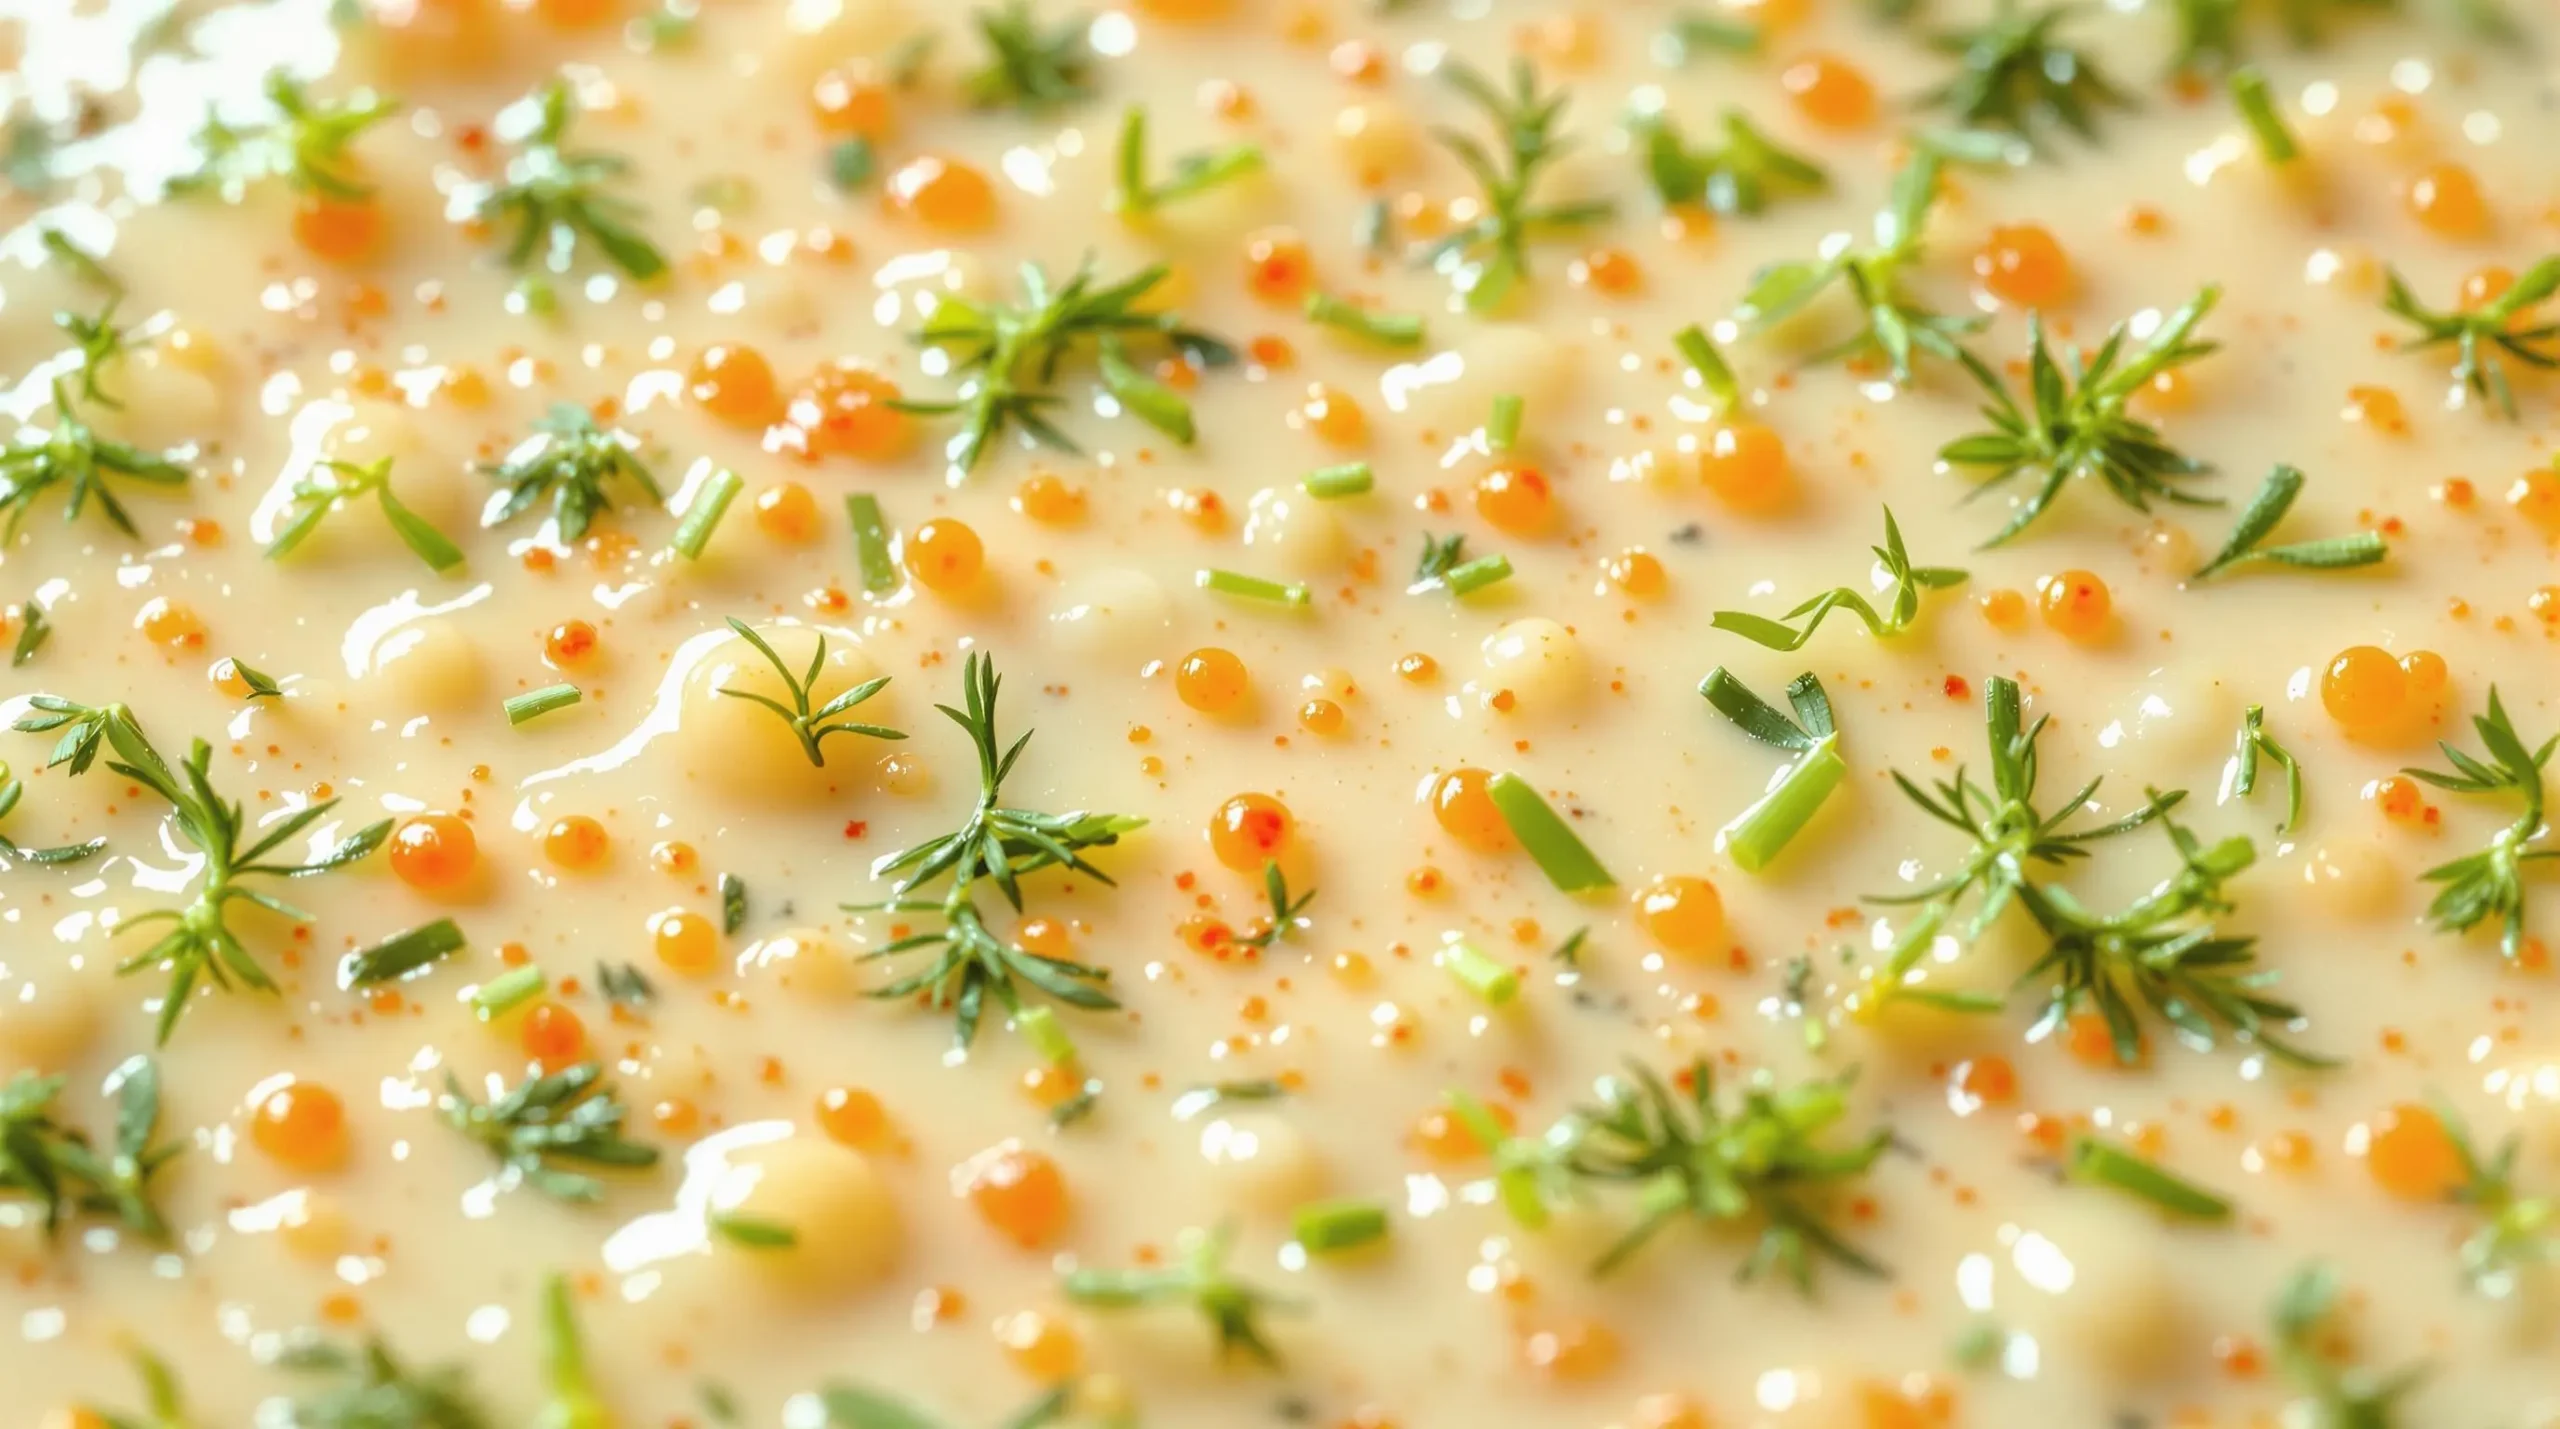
4, 1, 2560, 1426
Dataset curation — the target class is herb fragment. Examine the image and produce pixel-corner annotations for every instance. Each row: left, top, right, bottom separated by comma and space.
1941, 286, 2223, 545
277, 1332, 490, 1429
40, 228, 120, 295
2193, 464, 2386, 578
1419, 59, 1616, 311
477, 78, 666, 284
341, 919, 467, 988
895, 259, 1232, 474
720, 872, 748, 935
80, 1346, 192, 1429
715, 617, 904, 766
1302, 463, 1373, 499
437, 1061, 658, 1203
1566, 1058, 1888, 1285
1918, 1, 2133, 150
2227, 704, 2305, 834
538, 1274, 606, 1429
1113, 105, 1263, 215
505, 684, 583, 725
11, 701, 388, 1042
709, 1211, 800, 1248
0, 765, 105, 865
13, 599, 51, 666
169, 71, 395, 200
669, 467, 741, 560
1064, 1223, 1298, 1366
1711, 509, 1967, 649
1292, 1198, 1390, 1253
473, 965, 547, 1021
2435, 1098, 2560, 1298
817, 1385, 1071, 1429
1733, 151, 1981, 382
963, 0, 1094, 112
826, 137, 877, 190
1633, 107, 1825, 216
1441, 938, 1521, 1005
1446, 1089, 1577, 1229
1232, 860, 1315, 953
1487, 394, 1525, 450
266, 454, 466, 572
1701, 668, 1847, 871
1660, 10, 1763, 59
856, 653, 1141, 1048
1485, 773, 1615, 892
483, 404, 661, 542
1408, 532, 1512, 596
1, 379, 189, 539
2067, 1134, 2233, 1219
2273, 1263, 2425, 1427
1674, 323, 1740, 411
1304, 290, 1427, 348
596, 960, 655, 1008
56, 301, 137, 408
0, 1057, 182, 1238
2402, 686, 2557, 960
847, 493, 900, 593
1171, 1079, 1286, 1120
2381, 255, 2559, 420
2229, 65, 2299, 163
1197, 568, 1310, 607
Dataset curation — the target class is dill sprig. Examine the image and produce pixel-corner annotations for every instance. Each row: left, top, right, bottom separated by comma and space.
2401, 687, 2557, 960
56, 300, 137, 409
1063, 1223, 1298, 1366
0, 1057, 182, 1239
267, 455, 466, 572
2193, 464, 2387, 579
1633, 107, 1826, 216
2, 378, 190, 539
482, 403, 662, 542
1732, 150, 1982, 382
714, 618, 904, 767
2272, 1263, 2425, 1427
1941, 285, 2223, 546
277, 1332, 490, 1429
11, 700, 389, 1043
894, 258, 1234, 474
1711, 508, 1967, 650
1562, 1058, 1889, 1286
963, 1, 1094, 113
1232, 860, 1315, 952
1112, 106, 1263, 216
436, 1060, 659, 1203
2228, 704, 2305, 834
1918, 0, 2134, 150
2380, 256, 2558, 421
818, 1384, 1071, 1429
2434, 1098, 2560, 1299
1417, 59, 1617, 311
168, 71, 395, 201
476, 78, 666, 283
0, 758, 106, 865
855, 652, 1142, 1048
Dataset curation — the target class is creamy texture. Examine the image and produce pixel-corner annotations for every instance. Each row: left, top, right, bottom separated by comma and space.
4, 2, 2560, 1427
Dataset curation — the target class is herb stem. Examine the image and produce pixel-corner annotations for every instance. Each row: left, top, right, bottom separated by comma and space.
2230, 67, 2297, 165
505, 684, 583, 725
473, 965, 547, 1019
2068, 1135, 2234, 1220
1302, 463, 1374, 499
670, 467, 741, 560
1485, 772, 1614, 892
1444, 553, 1514, 596
1197, 569, 1311, 607
1723, 735, 1847, 873
847, 493, 899, 594
1675, 323, 1740, 412
1292, 1198, 1390, 1253
1440, 939, 1521, 1005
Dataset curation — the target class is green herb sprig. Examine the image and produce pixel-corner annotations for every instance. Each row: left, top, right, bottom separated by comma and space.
1941, 286, 2222, 545
267, 455, 467, 572
2430, 1098, 2560, 1298
79, 1347, 193, 1429
2, 378, 189, 539
56, 301, 137, 408
1232, 860, 1315, 953
2402, 687, 2556, 960
169, 71, 395, 201
12, 700, 389, 1043
537, 1274, 606, 1429
1418, 59, 1616, 311
2273, 1263, 2425, 1427
1919, 1, 2133, 150
1733, 150, 1982, 382
2228, 704, 2305, 834
856, 653, 1142, 1048
0, 758, 106, 864
436, 1061, 658, 1203
2193, 464, 2386, 578
0, 1057, 181, 1238
277, 1332, 490, 1429
2380, 256, 2558, 421
963, 1, 1094, 113
1113, 105, 1263, 215
1711, 508, 1967, 650
477, 78, 666, 284
1700, 669, 1847, 871
482, 403, 661, 542
714, 618, 904, 767
1633, 108, 1825, 216
1063, 1223, 1297, 1366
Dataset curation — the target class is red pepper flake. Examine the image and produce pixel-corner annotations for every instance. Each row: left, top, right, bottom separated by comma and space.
841, 820, 868, 839
1944, 675, 1971, 699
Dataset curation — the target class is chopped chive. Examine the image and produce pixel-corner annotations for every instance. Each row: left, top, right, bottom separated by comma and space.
719, 872, 747, 935
473, 965, 547, 1020
1674, 323, 1740, 412
1302, 462, 1374, 499
1197, 568, 1311, 607
2068, 1135, 2234, 1221
2229, 67, 2297, 165
1303, 291, 1426, 348
1444, 554, 1513, 597
827, 137, 877, 190
1292, 1197, 1390, 1253
1098, 336, 1197, 444
341, 918, 466, 989
1446, 1090, 1548, 1227
1486, 394, 1524, 451
505, 683, 583, 725
1440, 938, 1520, 1005
1017, 1005, 1078, 1065
846, 493, 899, 594
669, 468, 742, 560
1485, 773, 1615, 892
708, 1212, 799, 1249
1701, 668, 1846, 872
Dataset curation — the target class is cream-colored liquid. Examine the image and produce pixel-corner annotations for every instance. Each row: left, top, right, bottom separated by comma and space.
5, 1, 2560, 1425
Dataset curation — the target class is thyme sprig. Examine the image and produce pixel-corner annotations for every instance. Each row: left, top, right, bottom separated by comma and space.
2380, 256, 2558, 421
1233, 860, 1315, 952
437, 1061, 659, 1203
11, 700, 389, 1043
1733, 150, 1982, 382
1417, 59, 1617, 311
0, 1057, 181, 1238
963, 0, 1095, 113
475, 78, 666, 283
1941, 286, 2223, 545
1633, 107, 1826, 216
56, 301, 137, 408
2, 378, 189, 539
2193, 464, 2387, 578
482, 403, 661, 542
268, 455, 466, 572
2273, 1263, 2425, 1427
277, 1333, 491, 1429
856, 653, 1142, 1048
0, 758, 107, 864
895, 258, 1234, 474
1063, 1223, 1298, 1366
1918, 1, 2133, 150
1711, 508, 1968, 650
714, 618, 904, 767
169, 71, 395, 201
1563, 1058, 1889, 1287
2401, 687, 2556, 960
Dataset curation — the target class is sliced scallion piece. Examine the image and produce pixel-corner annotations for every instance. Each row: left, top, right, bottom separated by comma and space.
473, 965, 547, 1020
1700, 667, 1847, 872
2229, 67, 2297, 166
1440, 938, 1520, 1005
1302, 462, 1374, 499
669, 467, 741, 559
1444, 553, 1513, 597
2068, 1135, 2234, 1221
1017, 1004, 1078, 1065
1485, 773, 1614, 892
1487, 394, 1524, 451
1304, 291, 1426, 348
1292, 1198, 1389, 1253
847, 493, 899, 594
1675, 322, 1740, 412
1197, 569, 1311, 607
505, 684, 583, 725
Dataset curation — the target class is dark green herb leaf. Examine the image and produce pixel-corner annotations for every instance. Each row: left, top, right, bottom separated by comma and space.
2194, 465, 2386, 578
476, 78, 666, 283
341, 919, 466, 988
2067, 1135, 2233, 1219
